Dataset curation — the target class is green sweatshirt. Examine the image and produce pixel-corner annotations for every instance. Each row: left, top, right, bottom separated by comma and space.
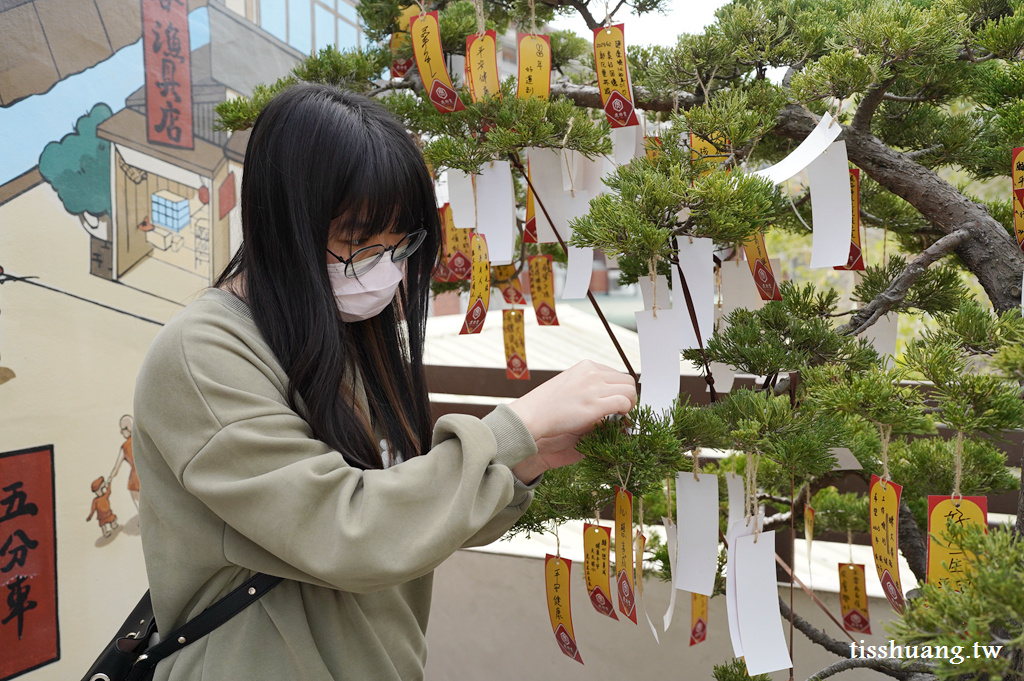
134, 288, 539, 680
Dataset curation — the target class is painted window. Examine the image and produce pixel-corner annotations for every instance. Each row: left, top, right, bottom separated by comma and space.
261, 0, 361, 54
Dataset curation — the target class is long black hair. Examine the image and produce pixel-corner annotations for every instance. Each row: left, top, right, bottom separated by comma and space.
216, 83, 441, 470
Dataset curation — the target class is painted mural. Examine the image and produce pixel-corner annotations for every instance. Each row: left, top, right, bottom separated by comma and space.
0, 1, 359, 677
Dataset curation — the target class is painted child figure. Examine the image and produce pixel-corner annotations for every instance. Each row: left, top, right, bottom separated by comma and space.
109, 414, 140, 510
86, 476, 118, 537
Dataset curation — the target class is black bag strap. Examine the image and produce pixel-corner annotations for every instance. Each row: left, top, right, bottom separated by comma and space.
127, 572, 283, 680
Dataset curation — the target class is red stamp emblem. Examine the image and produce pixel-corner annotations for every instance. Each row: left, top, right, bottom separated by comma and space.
534, 301, 558, 326
506, 353, 529, 379
553, 623, 581, 661
843, 608, 871, 633
616, 570, 636, 620
690, 617, 707, 645
429, 79, 464, 113
604, 90, 638, 127
879, 569, 905, 613
588, 586, 618, 619
391, 58, 413, 78
447, 251, 471, 280
460, 298, 487, 334
752, 259, 778, 300
844, 242, 863, 270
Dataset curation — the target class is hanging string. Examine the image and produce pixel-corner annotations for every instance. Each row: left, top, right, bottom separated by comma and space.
665, 475, 673, 520
471, 173, 479, 231
472, 0, 485, 36
554, 521, 561, 559
847, 529, 854, 564
415, 0, 425, 16
649, 255, 660, 318
878, 423, 892, 490
692, 447, 701, 481
528, 0, 538, 35
952, 430, 964, 508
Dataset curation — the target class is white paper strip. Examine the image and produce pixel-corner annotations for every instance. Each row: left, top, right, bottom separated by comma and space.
635, 308, 682, 415
674, 237, 715, 350
721, 258, 764, 313
708, 307, 735, 393
561, 148, 580, 192
475, 160, 516, 265
639, 534, 661, 644
726, 472, 745, 530
638, 274, 670, 311
578, 153, 607, 199
560, 190, 593, 299
612, 126, 638, 167
808, 141, 854, 269
736, 531, 794, 675
674, 472, 719, 596
525, 147, 565, 243
662, 517, 678, 631
447, 170, 477, 231
754, 112, 843, 185
864, 312, 899, 366
726, 514, 760, 658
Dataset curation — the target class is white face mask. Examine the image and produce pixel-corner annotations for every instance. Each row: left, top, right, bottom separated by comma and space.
327, 259, 405, 322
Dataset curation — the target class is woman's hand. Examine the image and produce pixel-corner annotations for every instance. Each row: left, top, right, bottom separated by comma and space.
510, 433, 583, 484
507, 360, 636, 480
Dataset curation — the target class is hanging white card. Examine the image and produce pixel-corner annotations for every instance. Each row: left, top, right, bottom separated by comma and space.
639, 534, 661, 644
578, 153, 607, 198
721, 258, 764, 313
635, 308, 682, 415
561, 148, 580, 192
726, 472, 745, 529
708, 306, 736, 393
808, 141, 853, 269
612, 126, 638, 167
638, 274, 670, 311
475, 160, 516, 265
674, 472, 719, 596
736, 531, 794, 675
673, 237, 715, 350
447, 170, 478, 231
754, 112, 843, 185
525, 147, 565, 243
726, 514, 761, 658
864, 312, 899, 366
560, 190, 593, 300
662, 516, 678, 631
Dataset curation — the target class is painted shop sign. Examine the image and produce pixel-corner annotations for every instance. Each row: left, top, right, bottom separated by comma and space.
0, 446, 59, 681
143, 0, 194, 149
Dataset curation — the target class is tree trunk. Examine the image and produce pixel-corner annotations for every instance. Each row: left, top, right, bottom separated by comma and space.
548, 84, 1024, 313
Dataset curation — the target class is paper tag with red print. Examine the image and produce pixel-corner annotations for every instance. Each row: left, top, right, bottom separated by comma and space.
583, 523, 618, 620
502, 309, 530, 380
690, 593, 708, 645
524, 158, 538, 243
614, 486, 637, 624
869, 475, 905, 613
460, 233, 489, 334
545, 554, 584, 664
593, 24, 639, 127
443, 203, 473, 280
742, 232, 783, 301
528, 254, 559, 326
388, 4, 419, 78
1013, 147, 1024, 252
836, 168, 865, 270
411, 11, 466, 113
839, 563, 872, 634
466, 30, 501, 102
926, 495, 987, 592
492, 264, 526, 305
516, 33, 551, 100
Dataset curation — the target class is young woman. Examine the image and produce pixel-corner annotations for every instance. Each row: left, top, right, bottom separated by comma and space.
133, 83, 636, 680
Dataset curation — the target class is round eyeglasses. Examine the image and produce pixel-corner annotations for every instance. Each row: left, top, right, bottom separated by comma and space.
327, 229, 428, 278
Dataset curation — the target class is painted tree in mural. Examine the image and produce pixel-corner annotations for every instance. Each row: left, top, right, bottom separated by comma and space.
216, 0, 1024, 679
38, 103, 113, 235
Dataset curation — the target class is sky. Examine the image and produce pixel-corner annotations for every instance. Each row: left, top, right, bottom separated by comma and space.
547, 0, 732, 47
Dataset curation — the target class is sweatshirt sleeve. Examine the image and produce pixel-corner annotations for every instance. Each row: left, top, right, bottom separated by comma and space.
141, 310, 538, 594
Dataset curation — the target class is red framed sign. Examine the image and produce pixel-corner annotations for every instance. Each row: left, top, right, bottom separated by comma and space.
142, 0, 194, 149
0, 446, 59, 681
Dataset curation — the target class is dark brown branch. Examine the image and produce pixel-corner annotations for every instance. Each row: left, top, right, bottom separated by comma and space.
563, 0, 602, 30
838, 229, 969, 336
851, 77, 898, 132
806, 657, 935, 681
904, 144, 944, 161
898, 498, 928, 583
367, 80, 416, 97
777, 597, 857, 659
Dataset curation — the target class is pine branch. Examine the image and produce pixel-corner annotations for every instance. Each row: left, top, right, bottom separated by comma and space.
838, 229, 969, 337
904, 145, 944, 161
882, 93, 938, 103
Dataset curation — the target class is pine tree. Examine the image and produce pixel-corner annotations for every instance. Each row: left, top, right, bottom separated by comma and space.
214, 1, 1024, 678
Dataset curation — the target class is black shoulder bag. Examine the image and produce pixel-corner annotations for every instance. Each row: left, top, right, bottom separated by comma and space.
82, 572, 282, 681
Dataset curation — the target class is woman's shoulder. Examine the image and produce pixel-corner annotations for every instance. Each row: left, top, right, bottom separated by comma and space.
139, 288, 284, 395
